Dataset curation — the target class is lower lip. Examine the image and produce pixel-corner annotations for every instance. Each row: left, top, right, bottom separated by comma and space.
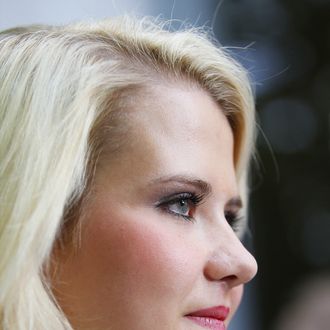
186, 316, 226, 330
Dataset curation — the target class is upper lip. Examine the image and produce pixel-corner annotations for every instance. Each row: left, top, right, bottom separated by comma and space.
186, 305, 230, 321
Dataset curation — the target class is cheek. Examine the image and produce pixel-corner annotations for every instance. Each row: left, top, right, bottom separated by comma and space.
81, 205, 199, 306
53, 203, 203, 328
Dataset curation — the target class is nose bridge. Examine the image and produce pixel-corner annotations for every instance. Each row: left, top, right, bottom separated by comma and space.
204, 226, 258, 286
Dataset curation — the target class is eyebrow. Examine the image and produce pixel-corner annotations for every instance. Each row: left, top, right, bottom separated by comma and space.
149, 174, 243, 208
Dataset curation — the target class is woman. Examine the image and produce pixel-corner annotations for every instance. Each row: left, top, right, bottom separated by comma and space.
0, 16, 257, 330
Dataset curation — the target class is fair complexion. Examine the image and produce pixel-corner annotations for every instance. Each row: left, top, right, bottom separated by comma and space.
51, 82, 257, 330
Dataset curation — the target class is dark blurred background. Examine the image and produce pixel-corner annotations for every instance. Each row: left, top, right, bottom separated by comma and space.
213, 1, 330, 329
1, 1, 329, 329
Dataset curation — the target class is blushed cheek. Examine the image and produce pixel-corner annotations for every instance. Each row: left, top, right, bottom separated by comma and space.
83, 207, 196, 308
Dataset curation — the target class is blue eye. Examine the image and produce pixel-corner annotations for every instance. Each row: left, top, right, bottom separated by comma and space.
167, 198, 191, 217
156, 192, 204, 222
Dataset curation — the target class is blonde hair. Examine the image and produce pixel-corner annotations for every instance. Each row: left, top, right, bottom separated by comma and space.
0, 16, 255, 330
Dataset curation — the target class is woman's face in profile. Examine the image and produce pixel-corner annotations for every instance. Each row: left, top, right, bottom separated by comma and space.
52, 82, 257, 330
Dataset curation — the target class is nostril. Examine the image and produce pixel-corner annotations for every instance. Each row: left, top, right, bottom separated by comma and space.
221, 274, 240, 287
222, 275, 237, 282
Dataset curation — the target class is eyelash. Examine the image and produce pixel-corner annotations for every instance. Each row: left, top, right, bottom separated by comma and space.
156, 192, 244, 232
225, 211, 244, 233
155, 192, 204, 222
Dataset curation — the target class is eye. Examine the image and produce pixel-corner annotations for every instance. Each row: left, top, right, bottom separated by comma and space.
156, 192, 204, 222
167, 198, 191, 218
225, 210, 244, 233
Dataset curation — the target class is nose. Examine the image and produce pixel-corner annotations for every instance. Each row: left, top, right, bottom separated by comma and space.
203, 228, 258, 287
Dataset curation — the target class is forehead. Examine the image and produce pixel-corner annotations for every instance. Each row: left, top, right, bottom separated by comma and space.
128, 82, 234, 152
97, 81, 237, 199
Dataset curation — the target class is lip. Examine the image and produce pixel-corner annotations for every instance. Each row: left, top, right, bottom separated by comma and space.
185, 306, 229, 330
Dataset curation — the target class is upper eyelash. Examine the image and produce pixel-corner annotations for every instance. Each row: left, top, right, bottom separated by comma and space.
156, 192, 205, 206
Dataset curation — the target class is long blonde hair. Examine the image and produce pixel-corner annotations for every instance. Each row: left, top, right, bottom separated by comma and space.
0, 16, 255, 330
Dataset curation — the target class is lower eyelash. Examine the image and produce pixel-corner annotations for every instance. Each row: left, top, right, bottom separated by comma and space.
168, 210, 194, 222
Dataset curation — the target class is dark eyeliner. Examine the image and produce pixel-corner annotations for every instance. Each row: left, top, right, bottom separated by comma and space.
156, 192, 204, 206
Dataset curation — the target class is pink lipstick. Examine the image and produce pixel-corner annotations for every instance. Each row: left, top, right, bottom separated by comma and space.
186, 306, 229, 330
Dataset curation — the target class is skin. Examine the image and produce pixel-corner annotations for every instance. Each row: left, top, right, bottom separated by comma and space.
51, 82, 258, 330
